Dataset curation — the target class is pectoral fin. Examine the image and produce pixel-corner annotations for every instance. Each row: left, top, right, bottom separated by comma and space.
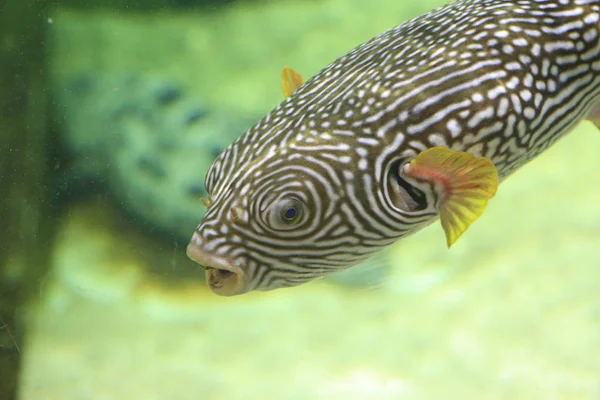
404, 147, 499, 248
281, 67, 303, 98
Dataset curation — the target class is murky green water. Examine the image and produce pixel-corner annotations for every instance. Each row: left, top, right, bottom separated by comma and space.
1, 0, 599, 399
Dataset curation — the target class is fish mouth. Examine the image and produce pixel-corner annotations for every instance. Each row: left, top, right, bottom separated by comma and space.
186, 239, 246, 296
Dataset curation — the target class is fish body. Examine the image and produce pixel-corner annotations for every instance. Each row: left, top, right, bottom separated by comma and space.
188, 0, 600, 295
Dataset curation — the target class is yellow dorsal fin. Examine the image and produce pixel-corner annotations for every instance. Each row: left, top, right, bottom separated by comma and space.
281, 67, 303, 98
405, 146, 499, 247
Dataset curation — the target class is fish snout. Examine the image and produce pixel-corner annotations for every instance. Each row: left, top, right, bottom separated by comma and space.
186, 232, 247, 296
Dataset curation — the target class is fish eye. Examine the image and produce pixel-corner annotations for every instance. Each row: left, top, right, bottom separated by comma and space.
283, 206, 298, 220
268, 198, 305, 230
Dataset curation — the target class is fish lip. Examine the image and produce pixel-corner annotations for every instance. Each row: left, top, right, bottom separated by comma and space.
186, 242, 247, 296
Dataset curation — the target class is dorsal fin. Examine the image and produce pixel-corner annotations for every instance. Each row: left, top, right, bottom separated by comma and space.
281, 67, 303, 98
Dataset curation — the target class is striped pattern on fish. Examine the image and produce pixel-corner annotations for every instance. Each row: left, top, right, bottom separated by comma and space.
187, 0, 600, 296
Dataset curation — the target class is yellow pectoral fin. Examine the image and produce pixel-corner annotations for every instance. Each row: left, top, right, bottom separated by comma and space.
281, 67, 303, 98
405, 146, 499, 248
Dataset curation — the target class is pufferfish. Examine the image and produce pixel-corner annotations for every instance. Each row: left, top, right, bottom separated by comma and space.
187, 0, 600, 296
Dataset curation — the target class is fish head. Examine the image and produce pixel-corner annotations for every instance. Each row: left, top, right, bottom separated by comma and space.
186, 123, 443, 296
